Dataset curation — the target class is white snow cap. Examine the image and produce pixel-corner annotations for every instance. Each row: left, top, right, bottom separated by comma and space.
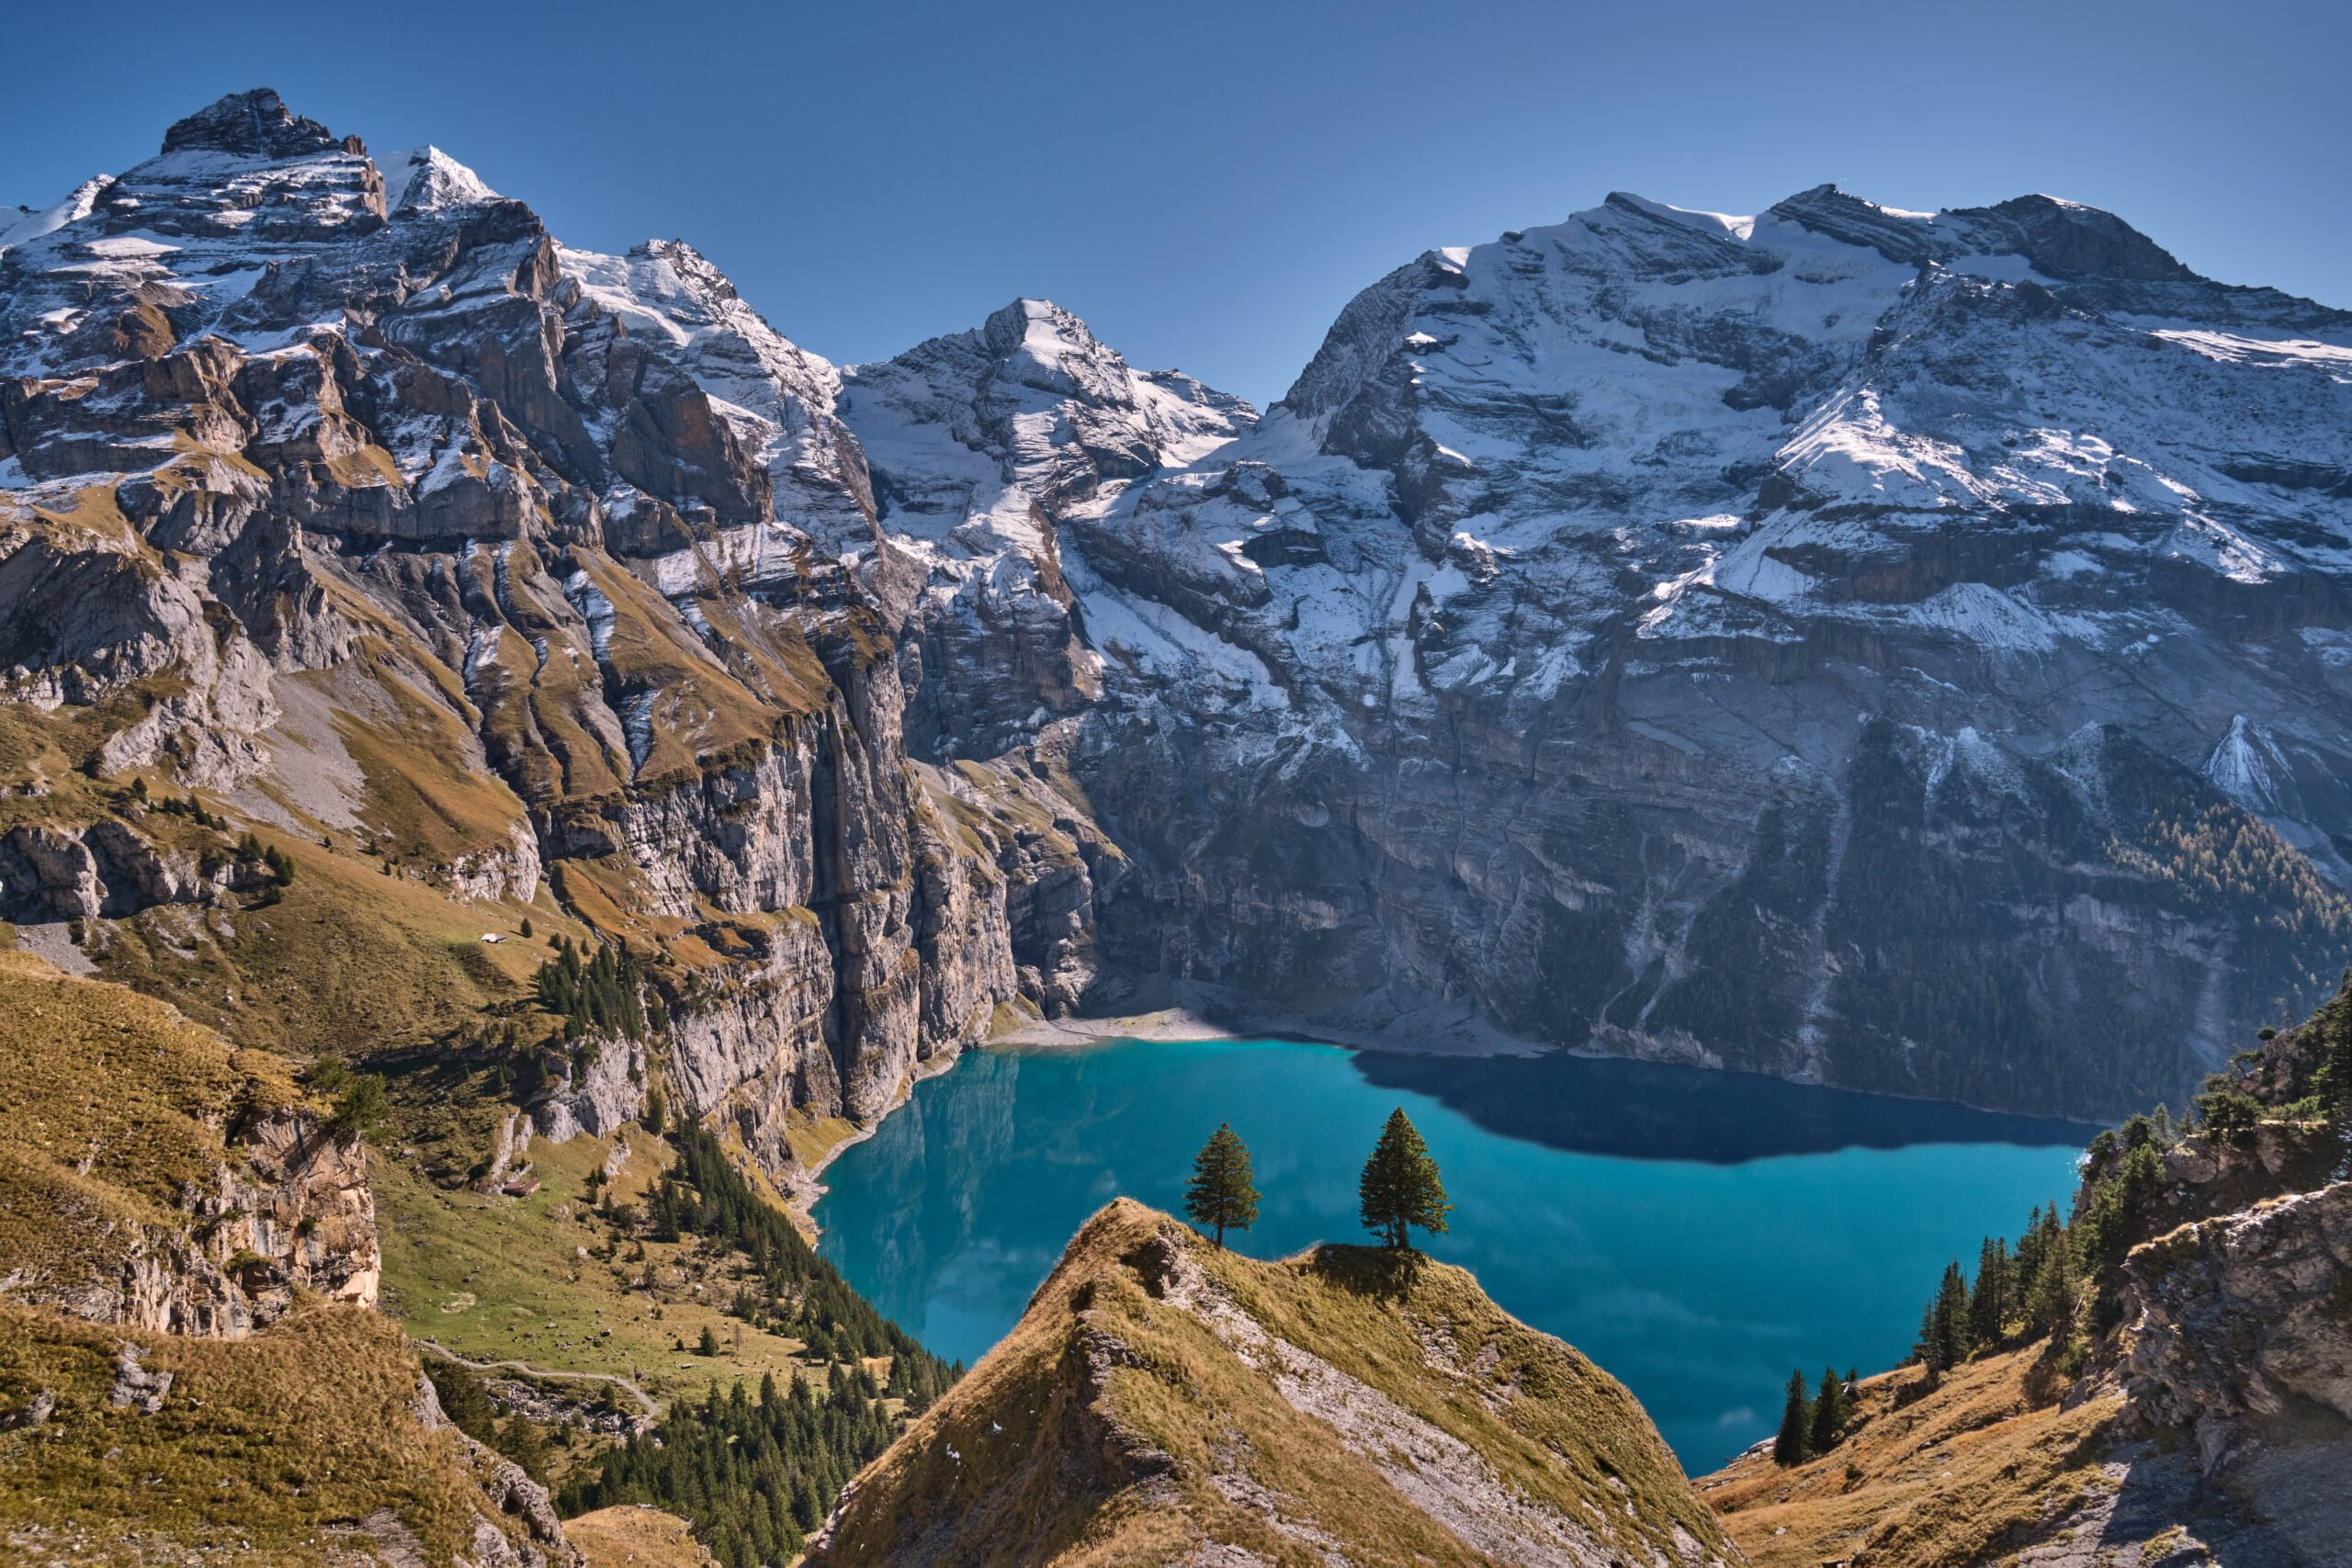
377, 146, 499, 211
0, 175, 110, 254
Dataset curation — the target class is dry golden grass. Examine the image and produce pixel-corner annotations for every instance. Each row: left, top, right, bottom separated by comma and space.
88, 820, 553, 1060
0, 1301, 529, 1564
0, 948, 299, 1197
1700, 1348, 2120, 1568
814, 1199, 1736, 1568
323, 650, 532, 867
567, 1504, 714, 1568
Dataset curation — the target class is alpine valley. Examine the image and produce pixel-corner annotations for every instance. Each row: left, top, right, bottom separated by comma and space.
5, 87, 2352, 1567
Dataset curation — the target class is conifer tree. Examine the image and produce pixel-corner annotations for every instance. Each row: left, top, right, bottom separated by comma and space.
1807, 1365, 1846, 1452
1967, 1235, 2009, 1348
2318, 992, 2352, 1120
1358, 1108, 1452, 1250
2024, 1215, 2078, 1338
1917, 1260, 1971, 1374
1773, 1369, 1811, 1465
1183, 1123, 1260, 1248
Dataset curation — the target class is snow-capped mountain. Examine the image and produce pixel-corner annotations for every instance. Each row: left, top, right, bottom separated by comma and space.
839, 186, 2352, 1117
6, 89, 2349, 1123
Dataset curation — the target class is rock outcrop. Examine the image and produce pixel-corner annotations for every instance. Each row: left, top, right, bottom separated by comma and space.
2122, 1180, 2352, 1469
1707, 1001, 2352, 1567
0, 949, 380, 1337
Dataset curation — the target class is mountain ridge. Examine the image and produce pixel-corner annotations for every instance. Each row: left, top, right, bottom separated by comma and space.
6, 86, 2351, 1166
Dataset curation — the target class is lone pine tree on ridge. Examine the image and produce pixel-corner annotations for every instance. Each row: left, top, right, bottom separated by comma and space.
1358, 1107, 1452, 1250
1184, 1122, 1260, 1249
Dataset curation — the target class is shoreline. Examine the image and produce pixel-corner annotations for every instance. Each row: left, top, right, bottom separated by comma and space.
786, 1046, 965, 1238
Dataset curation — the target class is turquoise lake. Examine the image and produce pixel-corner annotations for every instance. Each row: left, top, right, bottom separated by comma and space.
815, 1038, 2094, 1470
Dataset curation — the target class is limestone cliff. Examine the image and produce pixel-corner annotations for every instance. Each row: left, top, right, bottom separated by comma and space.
0, 88, 1097, 1198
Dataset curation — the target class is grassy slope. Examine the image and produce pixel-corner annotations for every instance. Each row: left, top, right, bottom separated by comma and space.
0, 951, 542, 1564
814, 1199, 1735, 1568
567, 1504, 714, 1568
0, 948, 304, 1302
0, 1302, 533, 1565
375, 1128, 828, 1410
89, 818, 566, 1060
1702, 1348, 2121, 1568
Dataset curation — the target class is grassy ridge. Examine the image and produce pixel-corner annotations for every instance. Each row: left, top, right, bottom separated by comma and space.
813, 1199, 1736, 1568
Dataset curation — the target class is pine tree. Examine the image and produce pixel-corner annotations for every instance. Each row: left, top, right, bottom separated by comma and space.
2024, 1214, 2077, 1339
1807, 1365, 1846, 1453
1773, 1369, 1811, 1465
1917, 1260, 1971, 1374
1183, 1123, 1260, 1248
1358, 1108, 1452, 1250
2317, 992, 2352, 1120
1967, 1235, 2009, 1348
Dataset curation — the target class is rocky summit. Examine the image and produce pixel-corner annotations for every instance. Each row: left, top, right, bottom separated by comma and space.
6, 88, 2352, 1144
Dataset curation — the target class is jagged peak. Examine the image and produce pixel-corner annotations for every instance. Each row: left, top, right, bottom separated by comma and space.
628, 237, 744, 304
1766, 182, 2199, 283
159, 88, 354, 161
0, 174, 110, 254
980, 296, 1105, 356
377, 144, 498, 212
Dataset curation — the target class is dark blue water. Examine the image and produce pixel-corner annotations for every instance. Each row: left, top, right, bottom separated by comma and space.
815, 1039, 2092, 1469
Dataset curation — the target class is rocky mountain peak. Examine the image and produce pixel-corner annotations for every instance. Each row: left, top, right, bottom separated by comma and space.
1764, 181, 2199, 283
977, 296, 1130, 400
377, 143, 500, 211
1947, 191, 2196, 283
158, 87, 351, 160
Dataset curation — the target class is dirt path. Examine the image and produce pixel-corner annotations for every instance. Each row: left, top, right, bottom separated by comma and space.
413, 1337, 659, 1417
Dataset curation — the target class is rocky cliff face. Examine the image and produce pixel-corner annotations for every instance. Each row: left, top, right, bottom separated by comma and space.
9, 89, 2352, 1126
0, 89, 1052, 1179
0, 949, 379, 1337
835, 190, 2352, 1120
2121, 1179, 2352, 1479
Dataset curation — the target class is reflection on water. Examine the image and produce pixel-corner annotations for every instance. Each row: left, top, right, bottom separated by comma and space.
1350, 1049, 2100, 1163
817, 1038, 2088, 1469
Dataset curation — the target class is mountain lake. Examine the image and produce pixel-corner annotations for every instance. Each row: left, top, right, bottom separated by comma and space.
816, 1037, 2096, 1469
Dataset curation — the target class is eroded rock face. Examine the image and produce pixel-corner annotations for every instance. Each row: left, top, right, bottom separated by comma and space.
21, 1107, 380, 1340
0, 89, 1048, 1171
2121, 1180, 2352, 1472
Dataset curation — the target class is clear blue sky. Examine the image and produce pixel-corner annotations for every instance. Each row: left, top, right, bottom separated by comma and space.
5, 0, 2345, 408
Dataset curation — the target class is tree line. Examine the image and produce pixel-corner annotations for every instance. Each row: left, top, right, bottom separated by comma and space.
637, 1123, 957, 1393
560, 1367, 893, 1568
556, 1122, 959, 1565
